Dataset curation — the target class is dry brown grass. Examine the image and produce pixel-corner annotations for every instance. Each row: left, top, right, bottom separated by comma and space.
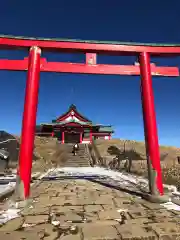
8, 136, 69, 173
51, 144, 68, 167
95, 139, 180, 189
31, 137, 68, 172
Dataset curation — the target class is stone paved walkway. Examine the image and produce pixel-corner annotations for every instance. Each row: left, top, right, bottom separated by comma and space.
0, 179, 180, 239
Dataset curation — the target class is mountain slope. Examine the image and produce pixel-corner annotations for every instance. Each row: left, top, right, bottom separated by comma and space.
94, 138, 180, 189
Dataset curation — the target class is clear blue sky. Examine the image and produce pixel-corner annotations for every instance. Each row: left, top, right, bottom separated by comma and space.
0, 0, 180, 146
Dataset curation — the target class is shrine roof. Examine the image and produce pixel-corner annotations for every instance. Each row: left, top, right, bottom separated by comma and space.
43, 120, 91, 126
55, 104, 92, 123
40, 122, 114, 132
38, 104, 114, 132
99, 126, 114, 132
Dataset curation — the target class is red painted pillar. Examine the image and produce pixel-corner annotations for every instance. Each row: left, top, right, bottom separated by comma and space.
80, 132, 83, 143
51, 131, 54, 137
139, 52, 163, 195
18, 46, 41, 199
90, 131, 93, 143
62, 132, 65, 144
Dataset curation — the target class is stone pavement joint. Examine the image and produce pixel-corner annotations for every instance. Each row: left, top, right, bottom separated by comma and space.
0, 179, 180, 239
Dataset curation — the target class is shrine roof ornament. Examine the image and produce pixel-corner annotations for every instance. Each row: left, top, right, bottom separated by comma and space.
69, 104, 77, 111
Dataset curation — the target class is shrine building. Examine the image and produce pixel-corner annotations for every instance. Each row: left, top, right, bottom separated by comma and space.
36, 104, 114, 144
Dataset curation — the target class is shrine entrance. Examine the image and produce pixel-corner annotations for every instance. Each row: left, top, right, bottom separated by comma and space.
64, 132, 80, 143
0, 35, 179, 200
64, 126, 82, 143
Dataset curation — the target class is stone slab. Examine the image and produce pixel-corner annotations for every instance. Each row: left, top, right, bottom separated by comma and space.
82, 224, 119, 240
115, 224, 157, 240
1, 179, 180, 240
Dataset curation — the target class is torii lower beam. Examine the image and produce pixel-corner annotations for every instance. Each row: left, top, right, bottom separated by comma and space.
0, 58, 178, 76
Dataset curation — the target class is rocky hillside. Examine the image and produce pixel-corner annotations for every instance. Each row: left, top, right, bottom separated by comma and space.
95, 138, 180, 163
94, 139, 180, 189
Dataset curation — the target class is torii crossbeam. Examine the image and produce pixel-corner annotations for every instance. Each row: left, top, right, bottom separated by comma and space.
0, 35, 179, 201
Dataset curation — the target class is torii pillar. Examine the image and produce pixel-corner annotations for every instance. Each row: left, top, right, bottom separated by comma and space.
139, 52, 168, 202
17, 46, 41, 199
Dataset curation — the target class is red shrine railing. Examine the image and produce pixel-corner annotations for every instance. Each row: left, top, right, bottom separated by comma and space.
0, 35, 179, 201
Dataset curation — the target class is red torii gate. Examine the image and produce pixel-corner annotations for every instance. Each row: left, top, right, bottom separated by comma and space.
0, 35, 179, 201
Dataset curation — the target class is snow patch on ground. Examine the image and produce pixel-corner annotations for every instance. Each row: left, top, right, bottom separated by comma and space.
0, 208, 20, 225
43, 166, 178, 193
161, 202, 180, 211
0, 182, 16, 194
0, 181, 18, 225
42, 166, 180, 211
